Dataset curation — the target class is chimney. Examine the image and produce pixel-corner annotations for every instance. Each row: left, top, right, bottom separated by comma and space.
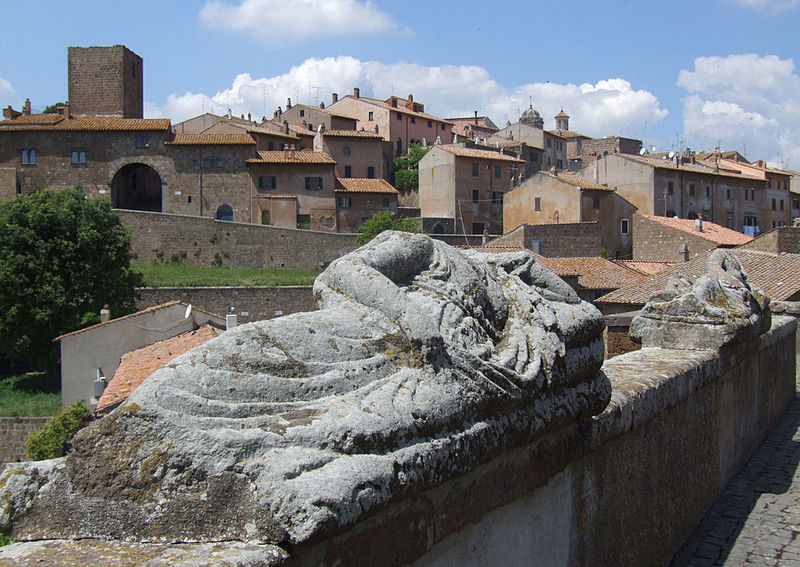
695, 216, 703, 232
226, 307, 238, 330
284, 120, 289, 135
482, 228, 489, 245
289, 144, 296, 159
23, 98, 31, 115
286, 98, 292, 110
474, 110, 478, 125
354, 87, 360, 99
679, 243, 689, 263
227, 108, 232, 119
247, 112, 251, 121
408, 93, 413, 103
319, 101, 325, 109
60, 104, 70, 120
332, 92, 338, 104
100, 305, 110, 323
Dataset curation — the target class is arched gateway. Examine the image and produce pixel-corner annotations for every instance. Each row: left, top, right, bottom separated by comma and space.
111, 163, 162, 212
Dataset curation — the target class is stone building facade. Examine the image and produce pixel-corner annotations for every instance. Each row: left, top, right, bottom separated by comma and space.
334, 178, 399, 233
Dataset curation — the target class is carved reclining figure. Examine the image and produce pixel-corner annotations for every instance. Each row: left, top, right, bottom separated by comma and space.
0, 232, 611, 548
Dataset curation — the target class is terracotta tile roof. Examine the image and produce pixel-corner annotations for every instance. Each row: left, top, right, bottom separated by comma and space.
286, 123, 316, 137
269, 194, 298, 199
597, 249, 800, 305
611, 260, 675, 276
323, 129, 384, 138
0, 116, 171, 131
437, 145, 524, 163
617, 154, 766, 181
2, 113, 64, 125
95, 325, 222, 412
54, 302, 182, 341
535, 256, 647, 290
638, 214, 754, 246
221, 121, 298, 139
336, 178, 399, 194
548, 129, 590, 140
540, 171, 614, 190
345, 95, 454, 124
290, 103, 358, 120
167, 133, 256, 145
247, 150, 335, 164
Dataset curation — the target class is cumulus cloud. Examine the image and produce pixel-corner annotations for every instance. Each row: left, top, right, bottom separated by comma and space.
199, 0, 402, 43
678, 54, 800, 168
0, 74, 16, 110
729, 0, 800, 13
146, 56, 668, 146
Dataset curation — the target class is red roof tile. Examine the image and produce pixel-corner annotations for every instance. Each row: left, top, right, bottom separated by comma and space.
335, 178, 399, 194
0, 116, 171, 131
247, 150, 335, 164
167, 133, 256, 145
638, 214, 753, 246
437, 145, 524, 163
95, 325, 221, 412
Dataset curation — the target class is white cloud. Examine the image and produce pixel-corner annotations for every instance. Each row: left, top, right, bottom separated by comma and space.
146, 56, 668, 146
678, 54, 800, 169
0, 74, 16, 110
729, 0, 800, 13
199, 0, 402, 43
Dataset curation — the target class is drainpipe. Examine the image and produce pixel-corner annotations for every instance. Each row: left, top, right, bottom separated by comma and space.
199, 147, 204, 216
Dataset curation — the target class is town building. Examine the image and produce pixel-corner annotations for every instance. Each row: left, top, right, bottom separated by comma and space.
174, 112, 301, 151
68, 45, 143, 119
447, 112, 499, 140
271, 97, 358, 133
490, 105, 568, 172
328, 89, 453, 157
503, 171, 637, 258
575, 152, 772, 235
334, 178, 399, 233
312, 128, 386, 180
418, 143, 524, 234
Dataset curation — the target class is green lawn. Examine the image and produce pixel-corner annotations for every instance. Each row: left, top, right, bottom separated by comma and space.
0, 373, 60, 417
132, 262, 321, 287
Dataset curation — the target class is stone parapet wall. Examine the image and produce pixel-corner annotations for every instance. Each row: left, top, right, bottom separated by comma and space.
0, 418, 49, 473
492, 222, 601, 257
136, 286, 316, 325
740, 226, 800, 254
290, 316, 796, 566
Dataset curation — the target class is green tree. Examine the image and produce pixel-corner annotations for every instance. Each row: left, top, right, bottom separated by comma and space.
356, 211, 423, 245
0, 188, 142, 370
41, 102, 67, 114
25, 401, 91, 460
392, 143, 430, 190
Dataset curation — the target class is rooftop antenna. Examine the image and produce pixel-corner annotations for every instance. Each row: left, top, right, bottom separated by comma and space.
311, 86, 322, 106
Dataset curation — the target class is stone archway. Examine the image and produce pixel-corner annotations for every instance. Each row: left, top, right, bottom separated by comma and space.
111, 163, 162, 212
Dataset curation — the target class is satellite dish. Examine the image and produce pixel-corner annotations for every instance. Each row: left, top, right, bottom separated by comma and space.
639, 148, 647, 155
668, 151, 675, 159
184, 304, 193, 319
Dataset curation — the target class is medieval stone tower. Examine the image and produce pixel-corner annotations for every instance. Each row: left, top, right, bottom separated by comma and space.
68, 45, 143, 118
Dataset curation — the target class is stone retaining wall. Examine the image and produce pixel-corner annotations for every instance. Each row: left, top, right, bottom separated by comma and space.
0, 418, 49, 473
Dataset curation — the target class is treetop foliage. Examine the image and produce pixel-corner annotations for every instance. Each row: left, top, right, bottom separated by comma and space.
356, 211, 423, 245
0, 188, 142, 369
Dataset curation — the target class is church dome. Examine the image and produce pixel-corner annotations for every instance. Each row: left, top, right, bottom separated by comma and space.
520, 104, 544, 128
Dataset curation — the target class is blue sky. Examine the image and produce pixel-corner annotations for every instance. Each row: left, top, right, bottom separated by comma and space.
2, 0, 800, 168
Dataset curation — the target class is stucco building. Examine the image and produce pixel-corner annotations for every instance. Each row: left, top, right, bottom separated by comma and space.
328, 89, 453, 157
503, 171, 636, 258
418, 143, 524, 234
575, 153, 773, 235
490, 105, 568, 172
271, 97, 358, 133
334, 178, 399, 233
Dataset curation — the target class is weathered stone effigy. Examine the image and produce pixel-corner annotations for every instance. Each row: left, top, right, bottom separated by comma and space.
0, 232, 611, 564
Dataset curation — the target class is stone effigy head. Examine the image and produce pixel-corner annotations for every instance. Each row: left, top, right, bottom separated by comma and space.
0, 232, 611, 550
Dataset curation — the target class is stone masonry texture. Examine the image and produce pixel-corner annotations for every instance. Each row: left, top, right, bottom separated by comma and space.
0, 418, 49, 473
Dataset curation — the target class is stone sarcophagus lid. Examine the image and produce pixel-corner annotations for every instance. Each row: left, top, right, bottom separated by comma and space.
0, 232, 611, 564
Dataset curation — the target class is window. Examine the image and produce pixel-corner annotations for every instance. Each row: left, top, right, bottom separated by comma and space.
793, 199, 799, 209
368, 111, 374, 121
546, 138, 552, 148
593, 194, 600, 210
343, 146, 351, 156
620, 219, 629, 235
396, 113, 402, 121
410, 116, 416, 124
296, 214, 310, 230
534, 197, 541, 211
667, 181, 674, 195
71, 150, 87, 164
492, 191, 503, 205
261, 210, 270, 225
441, 124, 446, 131
337, 197, 352, 208
689, 184, 695, 196
706, 186, 711, 198
267, 141, 275, 151
215, 204, 234, 222
344, 166, 352, 178
472, 162, 479, 176
396, 138, 402, 156
780, 199, 784, 210
726, 189, 731, 199
556, 159, 563, 169
767, 178, 771, 188
382, 198, 390, 208
428, 120, 432, 128
493, 165, 501, 179
772, 220, 777, 228
772, 198, 776, 210
472, 189, 479, 202
727, 215, 733, 229
367, 166, 375, 179
744, 215, 758, 226
20, 148, 36, 165
258, 176, 276, 190
135, 136, 149, 148
299, 109, 305, 117
471, 222, 485, 235
305, 177, 323, 190
203, 157, 220, 170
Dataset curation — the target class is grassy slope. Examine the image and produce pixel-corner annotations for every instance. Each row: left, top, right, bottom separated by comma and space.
0, 373, 60, 417
132, 262, 321, 287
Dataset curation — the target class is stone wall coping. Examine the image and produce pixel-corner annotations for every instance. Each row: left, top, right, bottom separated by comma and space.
135, 285, 314, 291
